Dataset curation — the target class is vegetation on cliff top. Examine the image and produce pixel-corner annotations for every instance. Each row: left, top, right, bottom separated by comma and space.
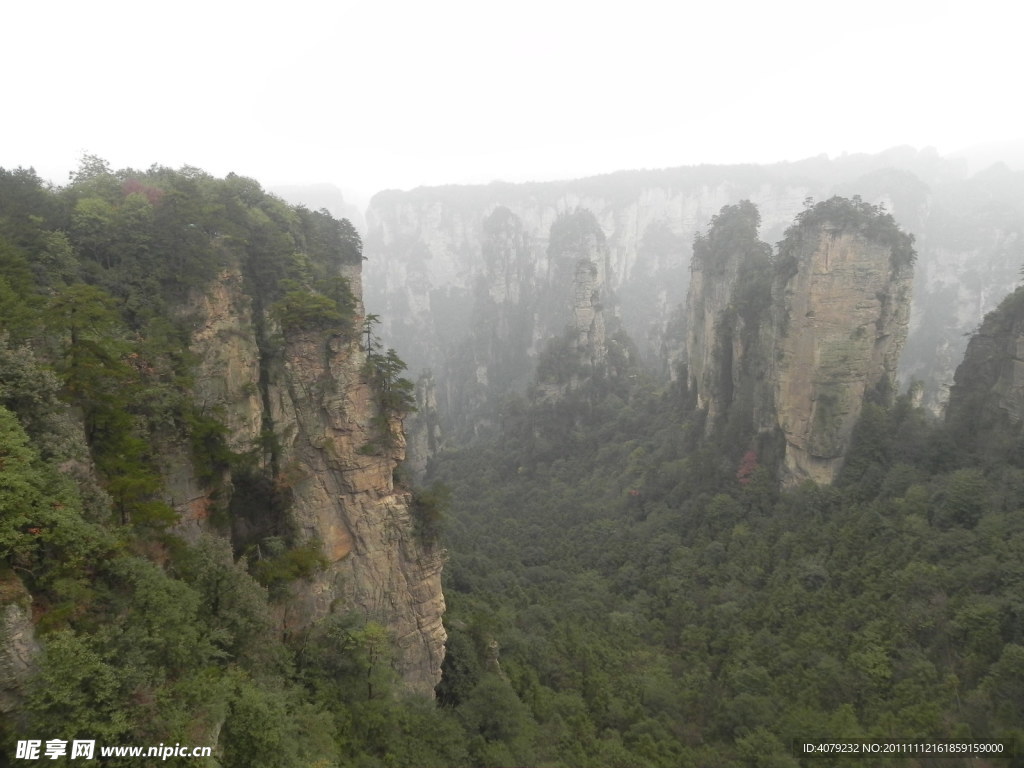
777, 195, 917, 277
4, 158, 1023, 767
0, 160, 442, 767
429, 334, 1024, 767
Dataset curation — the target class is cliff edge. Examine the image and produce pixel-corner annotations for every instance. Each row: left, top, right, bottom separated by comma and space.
686, 197, 915, 486
170, 251, 446, 696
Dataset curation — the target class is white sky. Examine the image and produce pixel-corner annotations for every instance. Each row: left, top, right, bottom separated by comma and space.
2, 0, 1020, 207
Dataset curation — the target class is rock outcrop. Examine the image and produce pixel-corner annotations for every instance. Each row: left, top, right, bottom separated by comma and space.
553, 209, 610, 373
685, 201, 773, 432
365, 150, 1020, 423
685, 197, 915, 486
771, 202, 914, 485
947, 286, 1024, 432
0, 576, 39, 722
531, 209, 637, 399
166, 254, 445, 696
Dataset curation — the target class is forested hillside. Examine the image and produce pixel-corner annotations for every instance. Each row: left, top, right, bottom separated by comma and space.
2, 159, 1023, 768
365, 148, 1024, 432
430, 318, 1024, 766
0, 160, 457, 766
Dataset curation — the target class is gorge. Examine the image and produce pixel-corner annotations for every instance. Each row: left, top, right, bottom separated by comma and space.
3, 152, 1024, 767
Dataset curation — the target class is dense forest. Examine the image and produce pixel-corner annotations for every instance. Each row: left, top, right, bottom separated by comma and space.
431, 351, 1024, 766
0, 160, 458, 767
1, 159, 1023, 767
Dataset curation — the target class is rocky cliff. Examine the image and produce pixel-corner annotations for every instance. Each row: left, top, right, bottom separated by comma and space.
532, 209, 626, 397
365, 164, 821, 405
167, 257, 446, 696
0, 166, 447, 755
365, 149, 1022, 430
770, 200, 914, 485
684, 201, 773, 432
686, 197, 914, 486
0, 575, 39, 726
947, 286, 1024, 439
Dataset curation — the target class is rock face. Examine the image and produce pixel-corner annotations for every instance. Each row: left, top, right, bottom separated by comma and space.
365, 166, 820, 416
166, 258, 445, 696
0, 576, 39, 721
685, 198, 914, 486
571, 256, 606, 368
365, 150, 1022, 425
772, 218, 913, 485
685, 201, 773, 431
531, 209, 637, 398
554, 209, 611, 372
947, 286, 1024, 431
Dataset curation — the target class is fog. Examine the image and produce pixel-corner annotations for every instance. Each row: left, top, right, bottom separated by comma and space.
3, 0, 1021, 205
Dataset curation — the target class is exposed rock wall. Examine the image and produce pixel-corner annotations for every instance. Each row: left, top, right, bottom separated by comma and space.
556, 209, 610, 372
365, 167, 819, 395
0, 576, 39, 722
165, 260, 445, 697
947, 286, 1024, 430
685, 198, 914, 487
572, 256, 607, 369
685, 201, 772, 431
366, 150, 1022, 423
772, 226, 913, 485
531, 209, 629, 399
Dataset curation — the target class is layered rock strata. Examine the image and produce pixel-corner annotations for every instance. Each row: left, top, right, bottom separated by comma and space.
167, 259, 445, 696
772, 223, 913, 485
685, 198, 914, 486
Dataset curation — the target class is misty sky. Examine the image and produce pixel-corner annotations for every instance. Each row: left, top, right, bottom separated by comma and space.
3, 0, 1020, 206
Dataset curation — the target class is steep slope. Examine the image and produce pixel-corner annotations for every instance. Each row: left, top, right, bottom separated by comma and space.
0, 164, 446, 703
169, 244, 445, 696
685, 197, 914, 486
684, 200, 773, 432
365, 149, 1022, 425
946, 285, 1024, 452
771, 200, 914, 485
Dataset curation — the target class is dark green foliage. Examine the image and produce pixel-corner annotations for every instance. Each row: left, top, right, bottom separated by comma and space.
184, 405, 233, 484
359, 316, 416, 455
410, 482, 451, 542
535, 332, 581, 384
270, 276, 357, 335
367, 347, 416, 414
1, 159, 485, 767
946, 286, 1024, 467
428, 342, 1024, 765
548, 207, 606, 261
26, 630, 133, 742
248, 538, 328, 596
9, 156, 1024, 766
271, 287, 345, 332
777, 195, 917, 278
692, 199, 771, 275
691, 201, 775, 442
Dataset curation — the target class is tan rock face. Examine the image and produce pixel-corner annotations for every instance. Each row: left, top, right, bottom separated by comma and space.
773, 229, 912, 486
271, 332, 445, 696
684, 198, 913, 487
170, 263, 446, 697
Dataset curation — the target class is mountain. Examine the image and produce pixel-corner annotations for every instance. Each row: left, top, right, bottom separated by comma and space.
686, 197, 914, 486
946, 284, 1024, 462
0, 162, 452, 763
419, 206, 1024, 768
364, 147, 1024, 445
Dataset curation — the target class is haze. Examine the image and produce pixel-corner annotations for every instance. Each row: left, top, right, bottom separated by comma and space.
3, 0, 1021, 207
